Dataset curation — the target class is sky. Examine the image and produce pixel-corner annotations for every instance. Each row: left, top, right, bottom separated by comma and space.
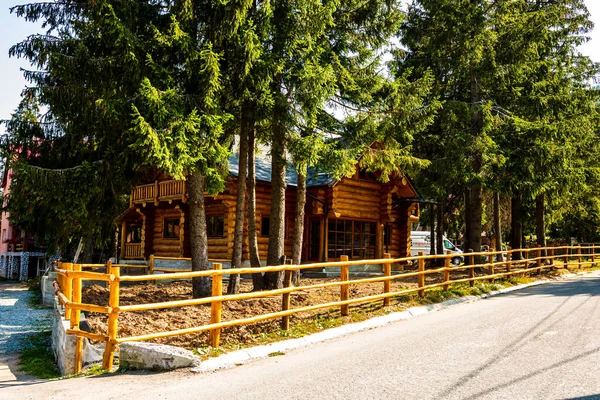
0, 1, 599, 135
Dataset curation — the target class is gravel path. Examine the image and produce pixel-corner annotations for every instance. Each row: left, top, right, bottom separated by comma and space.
0, 281, 53, 356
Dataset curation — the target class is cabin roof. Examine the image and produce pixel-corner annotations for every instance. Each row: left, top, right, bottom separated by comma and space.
228, 153, 336, 188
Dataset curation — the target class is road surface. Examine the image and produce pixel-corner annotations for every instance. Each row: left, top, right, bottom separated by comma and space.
4, 272, 600, 400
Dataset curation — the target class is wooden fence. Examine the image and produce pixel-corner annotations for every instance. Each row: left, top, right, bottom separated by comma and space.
52, 244, 598, 374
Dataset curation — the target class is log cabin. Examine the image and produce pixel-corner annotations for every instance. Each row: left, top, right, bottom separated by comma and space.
115, 150, 420, 267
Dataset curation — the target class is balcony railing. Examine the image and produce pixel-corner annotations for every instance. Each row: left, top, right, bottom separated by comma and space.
124, 243, 144, 259
132, 180, 186, 205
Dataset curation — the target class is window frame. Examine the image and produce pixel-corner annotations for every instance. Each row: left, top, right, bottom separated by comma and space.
327, 219, 376, 260
163, 217, 181, 239
207, 215, 225, 238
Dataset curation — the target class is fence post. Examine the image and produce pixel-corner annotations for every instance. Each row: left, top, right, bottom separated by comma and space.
468, 249, 474, 287
578, 244, 582, 269
64, 263, 73, 320
506, 246, 511, 274
418, 252, 425, 297
102, 266, 120, 371
281, 269, 293, 330
443, 250, 451, 291
591, 245, 595, 265
148, 254, 155, 275
536, 245, 542, 273
383, 253, 391, 307
340, 255, 349, 316
564, 247, 569, 269
70, 264, 83, 374
549, 247, 555, 269
209, 263, 223, 347
488, 252, 494, 283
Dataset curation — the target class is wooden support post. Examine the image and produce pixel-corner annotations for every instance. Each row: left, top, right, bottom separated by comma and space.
488, 252, 494, 283
102, 266, 120, 371
418, 252, 425, 297
281, 269, 293, 330
591, 245, 595, 265
578, 244, 582, 269
468, 250, 475, 287
340, 255, 349, 316
564, 247, 569, 269
209, 263, 223, 347
148, 254, 155, 275
383, 253, 391, 307
70, 264, 83, 374
536, 245, 542, 273
443, 250, 451, 291
549, 248, 555, 269
64, 263, 73, 320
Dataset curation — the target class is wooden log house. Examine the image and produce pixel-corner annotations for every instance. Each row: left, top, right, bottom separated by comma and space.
116, 152, 420, 265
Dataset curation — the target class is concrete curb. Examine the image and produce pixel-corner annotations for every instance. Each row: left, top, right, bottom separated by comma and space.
191, 275, 575, 374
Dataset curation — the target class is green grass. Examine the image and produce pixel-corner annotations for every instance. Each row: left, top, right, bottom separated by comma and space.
18, 330, 61, 379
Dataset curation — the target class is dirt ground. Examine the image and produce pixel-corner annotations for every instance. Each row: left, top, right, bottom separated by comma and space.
81, 264, 530, 350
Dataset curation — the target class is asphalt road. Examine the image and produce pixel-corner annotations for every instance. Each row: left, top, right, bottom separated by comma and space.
4, 272, 600, 400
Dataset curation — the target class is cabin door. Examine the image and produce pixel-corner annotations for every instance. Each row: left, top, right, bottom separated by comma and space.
308, 218, 322, 261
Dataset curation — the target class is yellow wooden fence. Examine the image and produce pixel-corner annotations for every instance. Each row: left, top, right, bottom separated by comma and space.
52, 244, 598, 374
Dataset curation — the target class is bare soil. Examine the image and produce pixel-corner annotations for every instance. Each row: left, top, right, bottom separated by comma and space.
81, 265, 496, 350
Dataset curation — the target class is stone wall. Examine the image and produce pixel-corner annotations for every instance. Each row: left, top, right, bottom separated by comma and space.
50, 297, 103, 375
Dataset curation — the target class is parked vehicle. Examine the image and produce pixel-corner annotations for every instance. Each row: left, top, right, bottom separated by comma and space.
410, 231, 464, 265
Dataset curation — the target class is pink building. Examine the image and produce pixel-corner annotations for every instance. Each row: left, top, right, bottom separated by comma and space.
0, 166, 47, 280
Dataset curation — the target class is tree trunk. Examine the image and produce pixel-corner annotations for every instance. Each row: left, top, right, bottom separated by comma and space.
247, 126, 263, 291
429, 204, 436, 255
536, 192, 546, 257
464, 189, 471, 263
436, 201, 443, 255
264, 123, 286, 290
494, 192, 502, 261
510, 190, 523, 261
227, 106, 251, 294
468, 62, 483, 257
291, 170, 306, 285
468, 187, 483, 254
83, 235, 94, 264
188, 169, 211, 298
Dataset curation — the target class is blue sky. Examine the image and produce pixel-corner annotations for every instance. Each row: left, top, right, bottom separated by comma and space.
1, 1, 599, 135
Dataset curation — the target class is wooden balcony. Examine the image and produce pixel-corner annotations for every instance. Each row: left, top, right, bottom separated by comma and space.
124, 243, 144, 259
132, 180, 186, 205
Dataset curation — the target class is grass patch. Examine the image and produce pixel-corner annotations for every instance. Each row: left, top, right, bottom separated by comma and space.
268, 351, 285, 357
18, 330, 61, 379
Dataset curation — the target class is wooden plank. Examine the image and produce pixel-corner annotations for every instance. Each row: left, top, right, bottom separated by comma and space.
340, 255, 349, 316
383, 253, 391, 307
281, 269, 293, 330
443, 251, 451, 291
209, 263, 223, 348
102, 266, 120, 371
418, 252, 425, 297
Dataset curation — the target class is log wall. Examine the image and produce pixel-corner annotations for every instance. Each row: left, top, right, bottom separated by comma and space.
125, 172, 418, 263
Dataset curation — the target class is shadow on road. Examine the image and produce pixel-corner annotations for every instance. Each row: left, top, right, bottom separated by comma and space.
505, 275, 600, 298
434, 274, 600, 399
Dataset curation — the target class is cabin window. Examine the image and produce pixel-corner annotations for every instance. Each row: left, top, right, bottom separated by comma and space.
261, 217, 270, 236
163, 218, 180, 239
126, 224, 142, 243
327, 219, 376, 260
207, 216, 224, 237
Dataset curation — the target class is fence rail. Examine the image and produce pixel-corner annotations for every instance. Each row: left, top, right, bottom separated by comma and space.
52, 244, 598, 373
